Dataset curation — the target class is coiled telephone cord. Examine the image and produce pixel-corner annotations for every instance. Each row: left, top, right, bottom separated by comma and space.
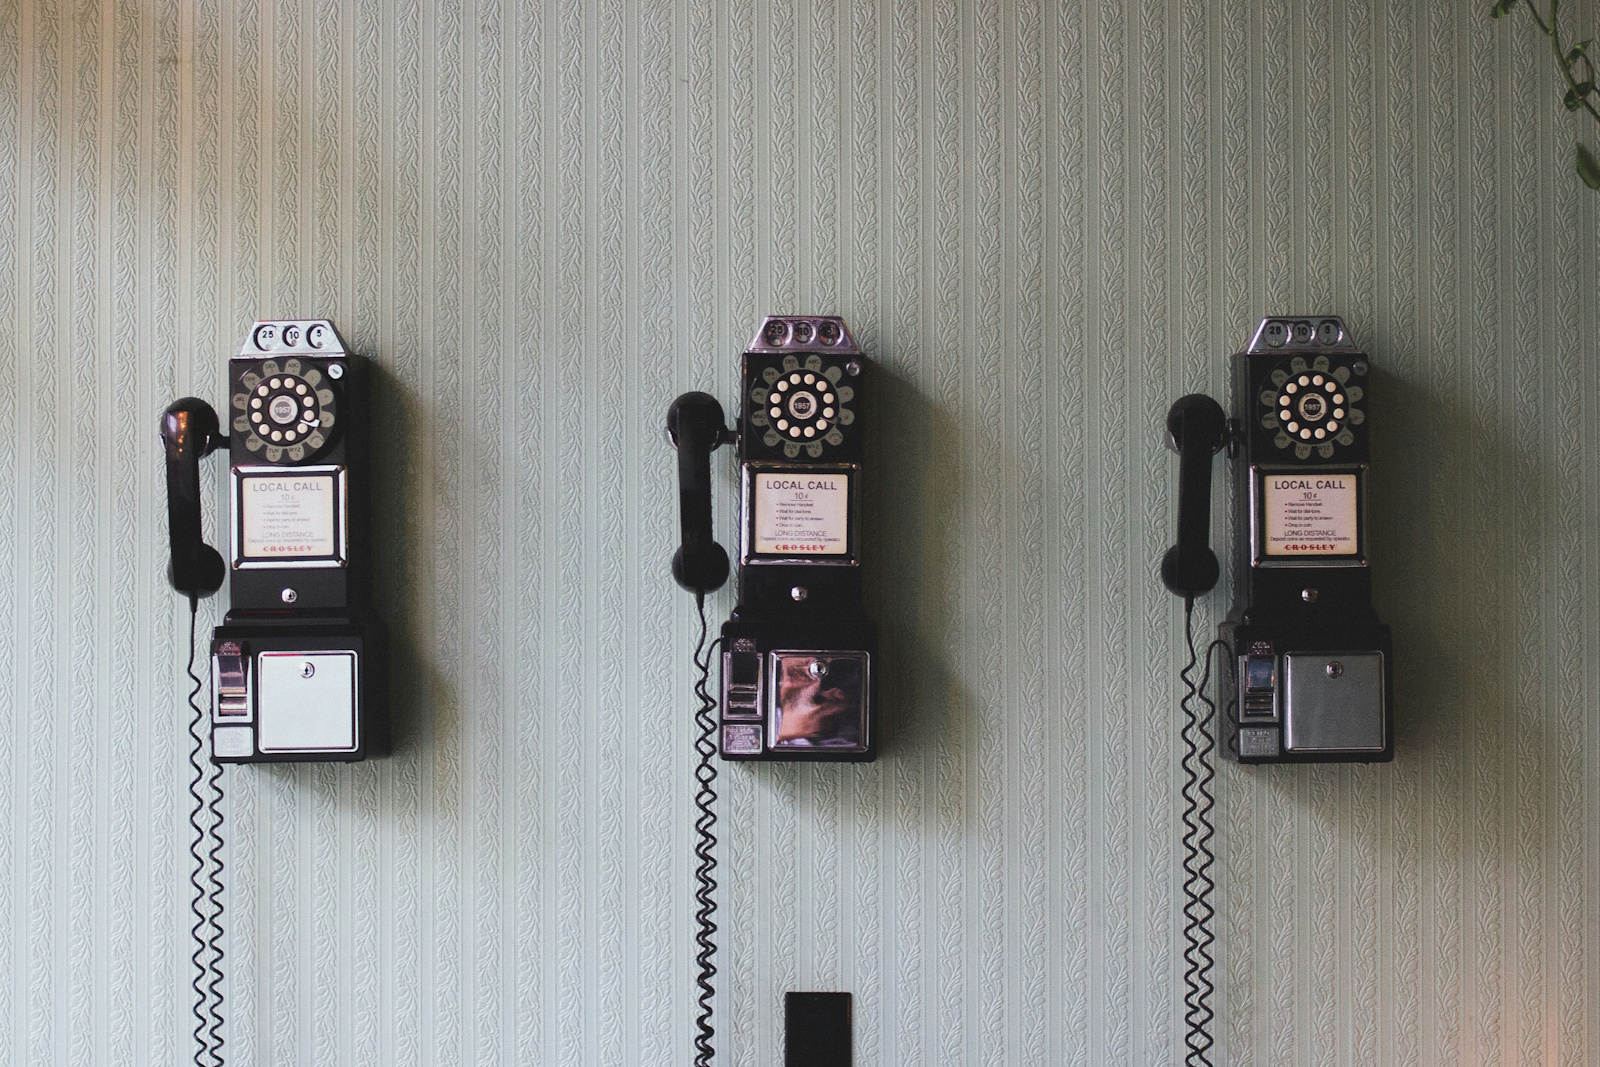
185, 597, 228, 1067
1178, 597, 1230, 1067
691, 594, 722, 1067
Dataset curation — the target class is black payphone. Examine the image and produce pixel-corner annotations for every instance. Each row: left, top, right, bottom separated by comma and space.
666, 315, 877, 1067
1163, 314, 1392, 764
668, 315, 878, 762
1160, 315, 1395, 1067
161, 318, 386, 1066
162, 319, 386, 762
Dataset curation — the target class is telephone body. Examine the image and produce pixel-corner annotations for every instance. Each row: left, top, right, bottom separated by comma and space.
1164, 316, 1392, 764
669, 316, 877, 762
162, 319, 385, 762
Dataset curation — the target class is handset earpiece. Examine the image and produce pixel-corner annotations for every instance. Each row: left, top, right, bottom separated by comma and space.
161, 397, 227, 599
666, 391, 731, 595
1161, 393, 1228, 599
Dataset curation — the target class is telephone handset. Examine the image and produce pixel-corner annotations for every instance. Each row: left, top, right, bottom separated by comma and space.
161, 319, 386, 763
668, 315, 877, 762
1163, 315, 1393, 764
162, 398, 228, 598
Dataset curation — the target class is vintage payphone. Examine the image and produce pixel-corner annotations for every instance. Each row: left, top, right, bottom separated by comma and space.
1163, 315, 1393, 764
1160, 315, 1394, 1067
162, 318, 387, 1065
668, 315, 878, 762
162, 319, 386, 762
666, 315, 876, 1067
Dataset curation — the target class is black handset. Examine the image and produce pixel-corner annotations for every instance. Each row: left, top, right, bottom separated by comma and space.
668, 315, 877, 762
667, 391, 732, 595
161, 319, 386, 763
161, 398, 228, 599
1162, 315, 1393, 764
1160, 394, 1228, 600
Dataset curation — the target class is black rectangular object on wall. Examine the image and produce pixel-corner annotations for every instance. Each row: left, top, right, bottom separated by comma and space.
784, 991, 851, 1067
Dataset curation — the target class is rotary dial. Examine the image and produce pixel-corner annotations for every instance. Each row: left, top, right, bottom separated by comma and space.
230, 357, 338, 463
1257, 355, 1365, 460
747, 355, 857, 458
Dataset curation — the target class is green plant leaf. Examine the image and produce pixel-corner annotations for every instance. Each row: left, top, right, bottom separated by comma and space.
1491, 0, 1518, 16
1576, 142, 1600, 189
1566, 39, 1591, 63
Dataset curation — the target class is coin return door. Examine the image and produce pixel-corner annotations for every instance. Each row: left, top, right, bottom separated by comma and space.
212, 648, 361, 759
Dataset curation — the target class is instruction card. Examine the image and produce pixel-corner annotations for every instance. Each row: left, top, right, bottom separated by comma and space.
240, 472, 338, 559
1262, 473, 1359, 557
753, 471, 850, 555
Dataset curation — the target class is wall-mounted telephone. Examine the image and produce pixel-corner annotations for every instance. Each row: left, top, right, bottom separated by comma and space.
162, 319, 386, 762
666, 315, 876, 1067
669, 315, 878, 762
1164, 315, 1393, 764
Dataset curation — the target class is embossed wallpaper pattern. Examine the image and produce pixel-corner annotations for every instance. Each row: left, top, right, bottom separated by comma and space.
2, 0, 1596, 1063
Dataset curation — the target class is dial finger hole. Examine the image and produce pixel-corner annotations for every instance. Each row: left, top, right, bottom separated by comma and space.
1299, 428, 1312, 439
1314, 429, 1326, 439
1333, 394, 1344, 404
770, 407, 780, 419
777, 419, 788, 430
789, 373, 802, 384
815, 419, 827, 430
804, 426, 816, 438
257, 384, 269, 396
270, 377, 282, 388
823, 407, 834, 418
777, 380, 790, 391
1324, 380, 1337, 392
251, 397, 262, 408
1279, 395, 1290, 406
803, 373, 815, 384
788, 426, 801, 437
1285, 382, 1298, 394
1311, 374, 1324, 385
1333, 408, 1344, 419
271, 430, 283, 442
1298, 375, 1310, 386
1326, 421, 1338, 432
1286, 421, 1299, 433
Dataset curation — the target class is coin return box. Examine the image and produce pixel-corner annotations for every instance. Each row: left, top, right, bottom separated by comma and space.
243, 651, 361, 754
1282, 651, 1385, 754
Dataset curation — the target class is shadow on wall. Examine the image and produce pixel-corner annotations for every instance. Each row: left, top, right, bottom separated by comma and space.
857, 356, 969, 767
364, 358, 435, 760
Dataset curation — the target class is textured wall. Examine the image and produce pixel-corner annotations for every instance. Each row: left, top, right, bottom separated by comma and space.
2, 0, 1597, 1063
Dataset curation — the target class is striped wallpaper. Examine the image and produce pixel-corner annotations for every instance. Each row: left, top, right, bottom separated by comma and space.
2, 0, 1596, 1063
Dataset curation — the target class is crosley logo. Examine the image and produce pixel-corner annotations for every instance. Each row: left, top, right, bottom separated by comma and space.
775, 543, 827, 552
1285, 543, 1337, 552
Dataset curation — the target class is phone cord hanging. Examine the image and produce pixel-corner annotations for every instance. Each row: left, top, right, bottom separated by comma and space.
185, 596, 227, 1067
691, 594, 721, 1067
1179, 596, 1225, 1067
